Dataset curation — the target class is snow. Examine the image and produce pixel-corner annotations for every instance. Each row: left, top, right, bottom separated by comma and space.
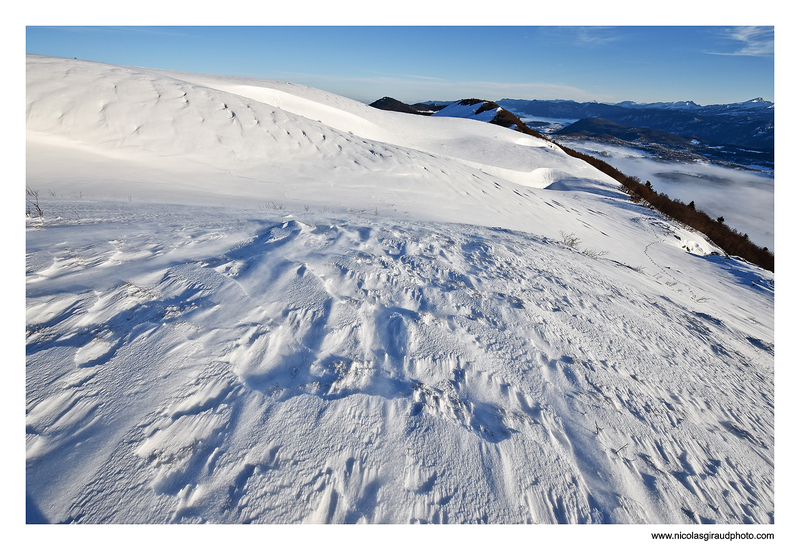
26, 55, 774, 526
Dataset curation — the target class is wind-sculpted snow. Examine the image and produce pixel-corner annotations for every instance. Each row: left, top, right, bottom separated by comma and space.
26, 203, 773, 524
26, 55, 604, 209
26, 56, 773, 524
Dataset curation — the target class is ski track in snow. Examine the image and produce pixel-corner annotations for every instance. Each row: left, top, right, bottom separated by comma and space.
26, 204, 773, 524
25, 56, 773, 525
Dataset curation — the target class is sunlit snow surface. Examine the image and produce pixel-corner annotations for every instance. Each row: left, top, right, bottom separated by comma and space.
26, 56, 773, 524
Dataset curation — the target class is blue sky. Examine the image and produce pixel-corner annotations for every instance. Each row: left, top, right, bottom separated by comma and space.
26, 26, 774, 105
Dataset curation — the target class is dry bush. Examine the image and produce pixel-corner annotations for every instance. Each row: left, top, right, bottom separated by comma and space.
26, 186, 43, 218
559, 231, 581, 248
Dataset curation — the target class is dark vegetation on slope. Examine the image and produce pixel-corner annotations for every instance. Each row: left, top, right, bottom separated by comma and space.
556, 143, 775, 272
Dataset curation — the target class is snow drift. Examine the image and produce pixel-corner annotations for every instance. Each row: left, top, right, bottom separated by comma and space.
26, 55, 773, 524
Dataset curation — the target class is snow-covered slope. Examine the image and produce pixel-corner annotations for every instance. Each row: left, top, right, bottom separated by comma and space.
26, 56, 774, 524
431, 99, 504, 123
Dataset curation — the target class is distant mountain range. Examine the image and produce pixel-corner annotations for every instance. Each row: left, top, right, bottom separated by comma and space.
497, 98, 774, 151
613, 97, 773, 116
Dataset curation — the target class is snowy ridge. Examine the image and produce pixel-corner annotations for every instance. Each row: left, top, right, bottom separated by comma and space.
431, 100, 502, 123
26, 56, 773, 524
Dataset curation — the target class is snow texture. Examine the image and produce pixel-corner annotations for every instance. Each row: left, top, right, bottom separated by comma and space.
26, 55, 773, 524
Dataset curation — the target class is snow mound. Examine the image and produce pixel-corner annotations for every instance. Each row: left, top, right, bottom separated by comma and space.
27, 56, 623, 230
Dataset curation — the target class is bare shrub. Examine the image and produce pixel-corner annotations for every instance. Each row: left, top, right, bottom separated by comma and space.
559, 231, 581, 248
581, 248, 608, 260
26, 186, 43, 218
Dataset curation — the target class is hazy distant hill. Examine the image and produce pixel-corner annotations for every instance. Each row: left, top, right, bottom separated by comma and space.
369, 96, 448, 115
554, 117, 695, 148
553, 116, 773, 170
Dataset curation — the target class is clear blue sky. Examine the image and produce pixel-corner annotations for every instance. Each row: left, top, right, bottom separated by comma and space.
26, 26, 774, 105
